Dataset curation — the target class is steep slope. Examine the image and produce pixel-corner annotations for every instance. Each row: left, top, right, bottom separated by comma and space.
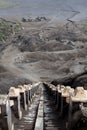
0, 19, 87, 93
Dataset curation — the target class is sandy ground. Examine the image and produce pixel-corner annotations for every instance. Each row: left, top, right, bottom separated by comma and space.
0, 19, 87, 93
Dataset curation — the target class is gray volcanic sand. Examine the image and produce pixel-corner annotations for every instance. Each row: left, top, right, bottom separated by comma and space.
0, 19, 87, 93
0, 0, 87, 93
0, 0, 87, 21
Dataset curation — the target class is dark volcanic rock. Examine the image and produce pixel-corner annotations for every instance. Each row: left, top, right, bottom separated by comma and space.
51, 72, 87, 88
73, 74, 87, 89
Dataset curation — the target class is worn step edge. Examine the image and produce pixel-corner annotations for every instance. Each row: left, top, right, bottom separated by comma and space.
34, 95, 44, 130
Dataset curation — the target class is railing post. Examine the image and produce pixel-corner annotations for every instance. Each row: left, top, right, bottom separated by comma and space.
60, 93, 63, 117
9, 87, 22, 120
67, 94, 72, 130
55, 87, 58, 105
29, 88, 31, 103
56, 87, 59, 109
10, 95, 22, 120
0, 95, 14, 130
26, 90, 30, 106
20, 92, 27, 110
18, 86, 27, 111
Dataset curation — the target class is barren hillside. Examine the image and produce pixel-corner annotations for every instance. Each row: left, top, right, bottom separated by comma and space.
0, 19, 87, 93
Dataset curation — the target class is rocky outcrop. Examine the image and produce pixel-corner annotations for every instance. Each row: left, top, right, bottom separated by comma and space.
22, 16, 47, 22
51, 72, 87, 89
73, 74, 87, 88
